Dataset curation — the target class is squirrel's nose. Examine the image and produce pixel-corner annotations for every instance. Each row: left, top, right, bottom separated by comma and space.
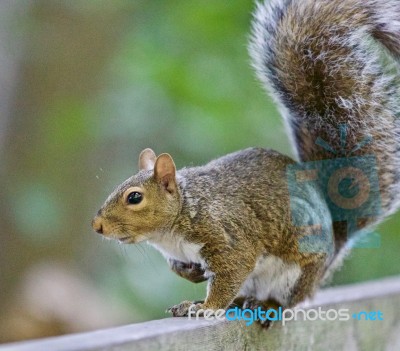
92, 216, 104, 234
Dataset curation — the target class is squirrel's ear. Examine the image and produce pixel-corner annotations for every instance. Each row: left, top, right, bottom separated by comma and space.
139, 148, 156, 171
154, 153, 177, 194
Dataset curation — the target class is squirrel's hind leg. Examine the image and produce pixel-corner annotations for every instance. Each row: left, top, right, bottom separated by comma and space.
242, 297, 282, 329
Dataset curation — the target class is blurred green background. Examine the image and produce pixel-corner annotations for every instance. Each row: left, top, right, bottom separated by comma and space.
0, 0, 399, 343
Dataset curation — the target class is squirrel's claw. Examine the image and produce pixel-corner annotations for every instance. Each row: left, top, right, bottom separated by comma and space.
167, 300, 204, 317
242, 298, 281, 329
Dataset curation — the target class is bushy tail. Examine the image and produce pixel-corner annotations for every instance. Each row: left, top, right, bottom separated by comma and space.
250, 0, 400, 248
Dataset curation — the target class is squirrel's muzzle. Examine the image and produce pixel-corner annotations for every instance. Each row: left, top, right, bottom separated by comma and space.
92, 216, 104, 234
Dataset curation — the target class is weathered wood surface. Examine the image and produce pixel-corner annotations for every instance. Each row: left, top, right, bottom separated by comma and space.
1, 276, 400, 351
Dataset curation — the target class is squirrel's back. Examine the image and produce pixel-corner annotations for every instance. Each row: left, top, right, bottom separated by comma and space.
250, 0, 400, 246
178, 147, 294, 199
176, 147, 331, 258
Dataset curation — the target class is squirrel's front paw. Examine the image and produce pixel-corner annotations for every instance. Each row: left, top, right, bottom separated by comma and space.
167, 300, 205, 317
168, 259, 207, 283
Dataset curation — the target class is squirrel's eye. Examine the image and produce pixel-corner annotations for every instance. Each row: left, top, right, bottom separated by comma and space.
127, 191, 143, 205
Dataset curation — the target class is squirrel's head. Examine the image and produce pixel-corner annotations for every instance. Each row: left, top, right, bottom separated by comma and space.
91, 148, 181, 244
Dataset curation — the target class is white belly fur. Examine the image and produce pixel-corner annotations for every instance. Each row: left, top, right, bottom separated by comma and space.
149, 233, 301, 306
239, 254, 302, 305
148, 232, 204, 264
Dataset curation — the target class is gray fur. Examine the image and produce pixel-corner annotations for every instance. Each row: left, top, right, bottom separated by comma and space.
250, 0, 400, 262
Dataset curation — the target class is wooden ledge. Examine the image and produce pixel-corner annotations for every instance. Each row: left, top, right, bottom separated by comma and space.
1, 276, 400, 351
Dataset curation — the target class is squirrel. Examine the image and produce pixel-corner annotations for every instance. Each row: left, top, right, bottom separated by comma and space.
92, 0, 400, 326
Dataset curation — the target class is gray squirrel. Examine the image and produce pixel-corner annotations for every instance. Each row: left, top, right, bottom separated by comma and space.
92, 0, 400, 326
